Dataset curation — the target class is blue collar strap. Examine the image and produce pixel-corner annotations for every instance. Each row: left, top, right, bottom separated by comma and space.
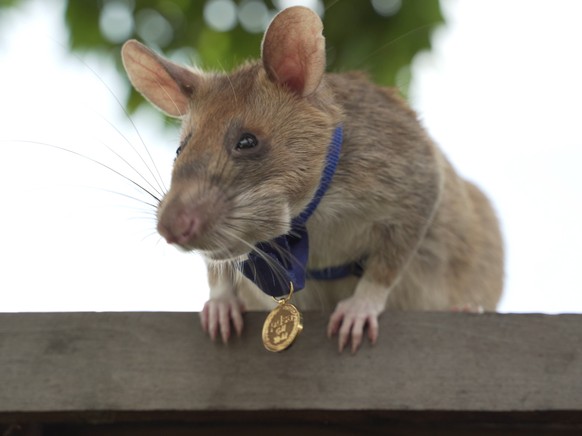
307, 261, 364, 281
242, 126, 350, 297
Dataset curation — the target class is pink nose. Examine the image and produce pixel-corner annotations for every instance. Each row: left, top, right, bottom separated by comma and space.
157, 212, 200, 245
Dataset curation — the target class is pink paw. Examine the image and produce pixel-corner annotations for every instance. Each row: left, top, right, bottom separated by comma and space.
327, 297, 381, 354
451, 304, 484, 313
200, 296, 246, 343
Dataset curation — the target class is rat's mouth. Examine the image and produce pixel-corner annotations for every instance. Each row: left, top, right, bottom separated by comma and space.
200, 242, 253, 262
203, 250, 249, 264
170, 242, 249, 264
158, 187, 292, 263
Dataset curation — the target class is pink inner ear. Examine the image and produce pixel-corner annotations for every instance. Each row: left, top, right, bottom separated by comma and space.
261, 7, 325, 97
276, 57, 306, 93
122, 40, 197, 117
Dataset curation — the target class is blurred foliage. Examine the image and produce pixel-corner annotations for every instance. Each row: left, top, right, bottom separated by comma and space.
1, 0, 443, 115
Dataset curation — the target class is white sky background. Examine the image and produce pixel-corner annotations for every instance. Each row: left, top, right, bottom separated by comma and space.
0, 0, 581, 313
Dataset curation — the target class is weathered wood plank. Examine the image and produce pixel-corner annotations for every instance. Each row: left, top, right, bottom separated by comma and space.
0, 311, 581, 432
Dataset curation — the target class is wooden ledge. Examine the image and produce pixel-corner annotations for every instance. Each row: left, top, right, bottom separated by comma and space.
1, 311, 581, 434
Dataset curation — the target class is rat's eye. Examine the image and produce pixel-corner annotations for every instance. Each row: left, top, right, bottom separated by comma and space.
176, 132, 192, 160
235, 133, 258, 151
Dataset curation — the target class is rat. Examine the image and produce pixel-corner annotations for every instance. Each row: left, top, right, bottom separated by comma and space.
121, 6, 504, 353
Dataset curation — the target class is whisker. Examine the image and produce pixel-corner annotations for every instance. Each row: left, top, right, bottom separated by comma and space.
153, 235, 168, 247
9, 140, 161, 203
355, 23, 434, 70
218, 59, 238, 106
84, 185, 159, 210
226, 213, 289, 227
323, 0, 342, 13
221, 226, 291, 293
61, 47, 168, 194
141, 231, 163, 244
149, 71, 188, 118
94, 114, 166, 198
266, 237, 308, 278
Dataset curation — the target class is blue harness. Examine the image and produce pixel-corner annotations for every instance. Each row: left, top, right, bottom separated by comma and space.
241, 126, 364, 297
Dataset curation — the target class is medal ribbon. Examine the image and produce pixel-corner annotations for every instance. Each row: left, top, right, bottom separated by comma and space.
242, 126, 344, 297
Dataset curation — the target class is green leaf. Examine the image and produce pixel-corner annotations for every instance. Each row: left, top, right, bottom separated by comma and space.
0, 0, 443, 116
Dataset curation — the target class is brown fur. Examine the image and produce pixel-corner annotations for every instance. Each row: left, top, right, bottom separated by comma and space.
121, 6, 504, 350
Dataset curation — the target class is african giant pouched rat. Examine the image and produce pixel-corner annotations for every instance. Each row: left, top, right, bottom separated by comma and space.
121, 6, 504, 353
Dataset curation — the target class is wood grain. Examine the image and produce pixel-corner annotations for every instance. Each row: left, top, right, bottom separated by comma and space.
0, 311, 581, 434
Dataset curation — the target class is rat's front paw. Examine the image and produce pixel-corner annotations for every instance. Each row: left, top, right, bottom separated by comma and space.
200, 296, 246, 343
327, 297, 381, 354
451, 303, 484, 313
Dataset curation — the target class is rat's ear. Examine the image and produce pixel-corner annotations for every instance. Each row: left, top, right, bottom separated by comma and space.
261, 6, 325, 97
121, 40, 198, 117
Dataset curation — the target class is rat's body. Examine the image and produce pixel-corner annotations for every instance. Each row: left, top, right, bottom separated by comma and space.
122, 7, 504, 352
236, 70, 503, 314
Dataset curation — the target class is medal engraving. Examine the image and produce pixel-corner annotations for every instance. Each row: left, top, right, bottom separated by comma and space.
262, 301, 303, 352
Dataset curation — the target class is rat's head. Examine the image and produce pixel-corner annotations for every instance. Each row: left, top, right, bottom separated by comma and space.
121, 7, 341, 261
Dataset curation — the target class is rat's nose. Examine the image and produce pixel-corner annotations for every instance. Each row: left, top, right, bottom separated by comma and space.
157, 211, 201, 246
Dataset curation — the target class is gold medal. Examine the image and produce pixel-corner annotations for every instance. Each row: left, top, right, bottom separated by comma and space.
262, 283, 303, 352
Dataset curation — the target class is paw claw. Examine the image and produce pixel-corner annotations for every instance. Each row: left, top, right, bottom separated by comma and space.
328, 297, 383, 354
202, 296, 245, 344
451, 303, 484, 313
